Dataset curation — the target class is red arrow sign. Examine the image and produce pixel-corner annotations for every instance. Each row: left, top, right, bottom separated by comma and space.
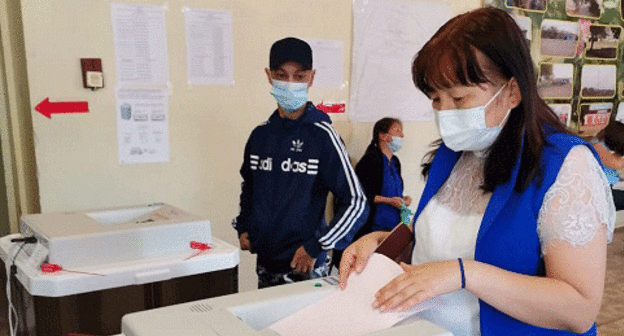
35, 98, 89, 119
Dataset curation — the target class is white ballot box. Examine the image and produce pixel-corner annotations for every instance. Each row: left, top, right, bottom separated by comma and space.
122, 277, 452, 336
0, 203, 239, 336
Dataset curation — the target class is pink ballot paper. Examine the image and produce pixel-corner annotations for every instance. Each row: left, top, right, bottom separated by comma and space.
267, 253, 437, 336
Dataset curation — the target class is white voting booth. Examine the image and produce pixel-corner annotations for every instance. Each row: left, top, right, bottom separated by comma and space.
0, 203, 239, 336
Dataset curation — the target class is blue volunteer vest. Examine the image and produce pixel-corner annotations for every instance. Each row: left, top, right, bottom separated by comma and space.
414, 133, 599, 335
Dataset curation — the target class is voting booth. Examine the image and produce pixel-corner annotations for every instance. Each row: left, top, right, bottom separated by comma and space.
0, 203, 239, 336
121, 277, 452, 336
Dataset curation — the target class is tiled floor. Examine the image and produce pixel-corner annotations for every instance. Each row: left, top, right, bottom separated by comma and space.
0, 229, 623, 335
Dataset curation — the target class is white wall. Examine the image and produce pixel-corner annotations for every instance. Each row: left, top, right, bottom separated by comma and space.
20, 0, 481, 292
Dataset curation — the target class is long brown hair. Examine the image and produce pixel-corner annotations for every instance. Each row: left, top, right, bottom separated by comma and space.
414, 7, 569, 192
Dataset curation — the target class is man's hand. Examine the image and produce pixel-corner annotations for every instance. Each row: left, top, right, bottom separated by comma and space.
291, 246, 316, 273
239, 232, 252, 252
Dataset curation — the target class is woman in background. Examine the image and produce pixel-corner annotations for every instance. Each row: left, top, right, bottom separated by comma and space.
354, 117, 412, 237
331, 118, 411, 272
589, 119, 624, 210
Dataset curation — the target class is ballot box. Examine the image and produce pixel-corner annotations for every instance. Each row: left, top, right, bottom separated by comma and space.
121, 277, 452, 336
0, 203, 239, 336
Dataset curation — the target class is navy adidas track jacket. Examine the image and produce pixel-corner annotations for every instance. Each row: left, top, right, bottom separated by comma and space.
233, 102, 369, 273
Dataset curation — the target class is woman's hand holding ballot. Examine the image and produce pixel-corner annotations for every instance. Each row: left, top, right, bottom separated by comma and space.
340, 231, 462, 313
339, 231, 389, 289
372, 261, 462, 312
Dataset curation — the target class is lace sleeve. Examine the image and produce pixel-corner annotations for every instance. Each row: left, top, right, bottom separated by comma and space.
537, 145, 615, 252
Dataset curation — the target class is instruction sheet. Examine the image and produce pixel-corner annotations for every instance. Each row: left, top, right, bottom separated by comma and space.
112, 3, 169, 86
184, 8, 234, 85
116, 88, 170, 164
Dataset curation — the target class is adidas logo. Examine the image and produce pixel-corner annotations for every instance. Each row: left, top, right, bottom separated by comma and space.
249, 154, 319, 175
249, 155, 273, 171
281, 158, 318, 175
291, 139, 303, 152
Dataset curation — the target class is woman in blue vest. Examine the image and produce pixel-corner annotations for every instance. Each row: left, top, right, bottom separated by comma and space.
331, 118, 411, 271
339, 7, 614, 336
355, 117, 412, 235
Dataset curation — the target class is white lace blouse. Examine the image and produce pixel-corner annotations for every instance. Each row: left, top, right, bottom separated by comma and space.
412, 145, 615, 336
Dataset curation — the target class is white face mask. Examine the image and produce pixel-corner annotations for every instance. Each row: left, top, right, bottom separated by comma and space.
388, 136, 403, 153
435, 83, 511, 152
270, 79, 309, 113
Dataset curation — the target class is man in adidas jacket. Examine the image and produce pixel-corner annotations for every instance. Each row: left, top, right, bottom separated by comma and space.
233, 37, 368, 288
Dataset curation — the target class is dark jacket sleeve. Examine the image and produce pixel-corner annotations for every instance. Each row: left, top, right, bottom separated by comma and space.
353, 149, 384, 239
232, 136, 254, 237
353, 150, 405, 238
303, 122, 369, 257
355, 150, 384, 204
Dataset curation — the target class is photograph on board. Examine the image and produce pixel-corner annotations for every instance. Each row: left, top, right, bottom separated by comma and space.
585, 24, 621, 59
538, 63, 574, 99
566, 0, 602, 19
513, 15, 533, 47
616, 103, 624, 123
580, 64, 616, 98
506, 0, 547, 12
548, 104, 572, 127
540, 19, 580, 58
578, 102, 612, 136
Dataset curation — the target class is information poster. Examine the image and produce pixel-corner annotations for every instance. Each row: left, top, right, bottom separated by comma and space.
112, 3, 169, 86
184, 8, 234, 85
350, 0, 451, 122
305, 39, 345, 88
116, 88, 170, 164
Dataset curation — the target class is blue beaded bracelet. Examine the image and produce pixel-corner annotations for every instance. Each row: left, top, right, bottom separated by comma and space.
458, 258, 466, 289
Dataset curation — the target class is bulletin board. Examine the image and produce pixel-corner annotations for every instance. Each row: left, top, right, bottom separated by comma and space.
485, 0, 624, 137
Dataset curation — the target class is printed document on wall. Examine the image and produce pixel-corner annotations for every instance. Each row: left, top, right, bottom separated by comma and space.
304, 39, 345, 88
350, 0, 451, 122
112, 3, 169, 86
184, 8, 234, 85
116, 88, 170, 164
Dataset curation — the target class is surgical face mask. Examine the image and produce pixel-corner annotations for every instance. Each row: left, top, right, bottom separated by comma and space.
435, 84, 511, 152
270, 79, 309, 113
388, 136, 403, 153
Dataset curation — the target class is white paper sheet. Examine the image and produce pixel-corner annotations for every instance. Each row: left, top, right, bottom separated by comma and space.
116, 88, 170, 164
268, 253, 435, 336
184, 8, 234, 85
305, 39, 345, 88
616, 104, 624, 123
350, 0, 451, 122
112, 3, 169, 86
